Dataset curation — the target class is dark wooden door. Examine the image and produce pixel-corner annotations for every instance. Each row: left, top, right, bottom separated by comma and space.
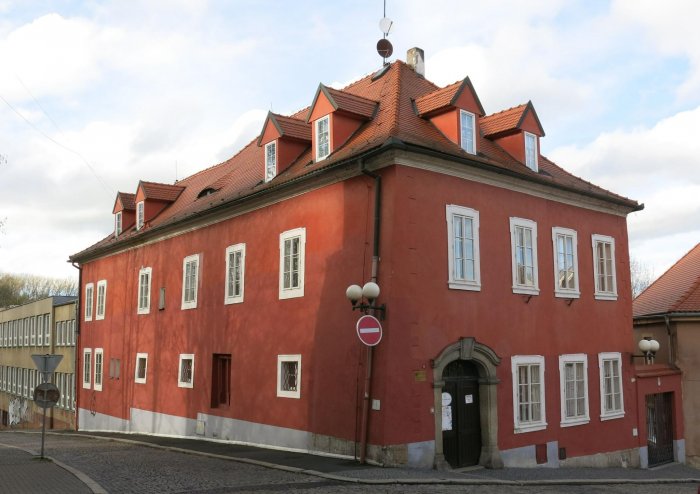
442, 360, 481, 468
647, 392, 674, 466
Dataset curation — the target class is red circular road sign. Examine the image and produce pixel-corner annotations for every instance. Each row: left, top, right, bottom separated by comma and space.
356, 315, 383, 347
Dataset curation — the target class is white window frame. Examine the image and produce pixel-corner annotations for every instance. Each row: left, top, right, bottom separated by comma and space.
509, 217, 539, 295
137, 267, 152, 315
592, 234, 618, 300
135, 353, 148, 384
460, 109, 476, 155
279, 228, 306, 299
511, 355, 547, 433
446, 205, 481, 291
115, 211, 122, 237
84, 283, 94, 321
181, 254, 200, 310
225, 243, 246, 304
264, 141, 277, 182
559, 354, 589, 427
599, 352, 625, 420
83, 349, 92, 389
552, 227, 580, 298
178, 353, 195, 388
136, 201, 144, 230
525, 131, 538, 172
96, 280, 107, 320
94, 348, 104, 391
277, 354, 301, 399
315, 115, 330, 161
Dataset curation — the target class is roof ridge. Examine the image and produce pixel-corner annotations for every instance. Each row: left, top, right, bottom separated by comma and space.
482, 102, 528, 120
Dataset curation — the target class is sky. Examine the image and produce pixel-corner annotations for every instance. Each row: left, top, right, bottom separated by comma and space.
0, 0, 698, 283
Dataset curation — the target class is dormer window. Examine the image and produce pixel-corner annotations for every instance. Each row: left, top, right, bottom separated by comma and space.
460, 110, 476, 155
315, 116, 330, 161
136, 201, 144, 230
115, 212, 122, 237
265, 141, 277, 182
525, 132, 538, 172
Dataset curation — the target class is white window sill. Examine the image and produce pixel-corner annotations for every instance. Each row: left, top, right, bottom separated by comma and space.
224, 297, 244, 305
594, 292, 618, 301
448, 281, 481, 291
277, 391, 301, 399
513, 286, 539, 296
600, 411, 625, 421
181, 302, 197, 310
554, 290, 580, 299
279, 288, 304, 300
514, 422, 547, 434
177, 382, 193, 389
560, 417, 590, 428
137, 308, 150, 315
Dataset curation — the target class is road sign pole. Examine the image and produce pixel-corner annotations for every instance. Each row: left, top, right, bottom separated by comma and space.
358, 345, 373, 464
40, 388, 47, 459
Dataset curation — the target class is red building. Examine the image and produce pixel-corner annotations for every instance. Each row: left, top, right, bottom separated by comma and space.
70, 49, 645, 469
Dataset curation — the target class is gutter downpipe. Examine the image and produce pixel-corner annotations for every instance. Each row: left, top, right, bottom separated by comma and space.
664, 315, 675, 367
358, 163, 381, 464
71, 261, 82, 431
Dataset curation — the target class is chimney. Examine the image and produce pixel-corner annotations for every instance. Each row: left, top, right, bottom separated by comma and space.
406, 47, 425, 77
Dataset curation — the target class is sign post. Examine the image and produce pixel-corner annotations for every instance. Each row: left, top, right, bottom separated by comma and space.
31, 354, 63, 459
355, 315, 383, 464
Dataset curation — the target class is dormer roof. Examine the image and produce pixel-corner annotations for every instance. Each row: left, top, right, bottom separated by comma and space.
414, 77, 485, 117
481, 101, 545, 138
137, 181, 185, 202
112, 192, 136, 214
257, 112, 311, 146
306, 84, 378, 122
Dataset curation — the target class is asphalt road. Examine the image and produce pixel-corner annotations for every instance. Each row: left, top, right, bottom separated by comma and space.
0, 431, 697, 494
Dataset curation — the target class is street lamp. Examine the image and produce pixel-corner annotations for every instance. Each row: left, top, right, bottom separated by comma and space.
346, 282, 386, 320
632, 337, 660, 364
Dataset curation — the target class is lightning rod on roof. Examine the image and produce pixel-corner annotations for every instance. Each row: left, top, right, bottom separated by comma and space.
376, 0, 393, 65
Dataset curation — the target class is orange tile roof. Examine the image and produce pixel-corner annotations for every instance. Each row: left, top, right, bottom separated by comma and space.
139, 181, 185, 202
480, 101, 545, 137
274, 114, 311, 141
72, 61, 640, 260
633, 243, 700, 317
414, 77, 485, 116
116, 192, 135, 211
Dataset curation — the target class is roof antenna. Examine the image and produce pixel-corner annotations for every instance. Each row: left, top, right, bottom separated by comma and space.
377, 0, 393, 65
175, 160, 178, 183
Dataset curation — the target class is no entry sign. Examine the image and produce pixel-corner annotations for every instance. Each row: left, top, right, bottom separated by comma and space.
356, 315, 383, 346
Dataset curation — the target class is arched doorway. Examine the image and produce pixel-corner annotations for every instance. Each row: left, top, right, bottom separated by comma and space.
442, 360, 481, 467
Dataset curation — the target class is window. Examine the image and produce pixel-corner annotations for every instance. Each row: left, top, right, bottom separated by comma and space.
30, 317, 36, 346
559, 354, 589, 427
552, 227, 580, 298
109, 358, 121, 380
96, 280, 107, 320
94, 349, 103, 391
211, 354, 231, 408
265, 141, 277, 182
315, 115, 330, 161
138, 267, 152, 314
279, 228, 306, 299
277, 354, 301, 399
460, 109, 476, 155
178, 354, 195, 388
509, 217, 539, 295
512, 355, 546, 433
135, 353, 148, 384
83, 349, 92, 389
43, 314, 50, 346
23, 318, 29, 346
181, 254, 200, 309
115, 211, 122, 236
136, 201, 144, 230
525, 132, 538, 171
225, 243, 245, 304
599, 352, 624, 420
85, 283, 94, 321
446, 205, 481, 291
592, 235, 617, 300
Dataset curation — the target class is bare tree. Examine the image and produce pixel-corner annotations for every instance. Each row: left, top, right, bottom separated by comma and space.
631, 257, 655, 298
0, 272, 78, 307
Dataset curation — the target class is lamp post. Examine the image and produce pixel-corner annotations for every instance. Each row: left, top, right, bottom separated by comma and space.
631, 337, 660, 364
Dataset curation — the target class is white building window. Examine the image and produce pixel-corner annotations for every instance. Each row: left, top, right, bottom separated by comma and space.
460, 109, 476, 155
315, 115, 330, 161
83, 349, 92, 389
138, 267, 152, 315
84, 283, 94, 321
599, 352, 624, 420
552, 227, 580, 298
94, 348, 104, 391
277, 354, 301, 399
512, 355, 547, 433
265, 141, 277, 182
446, 205, 481, 291
135, 353, 148, 384
136, 201, 144, 230
96, 280, 107, 320
178, 354, 194, 388
115, 211, 122, 237
225, 243, 245, 304
181, 254, 200, 310
525, 132, 538, 172
510, 217, 539, 295
279, 228, 306, 299
559, 354, 589, 427
592, 234, 617, 300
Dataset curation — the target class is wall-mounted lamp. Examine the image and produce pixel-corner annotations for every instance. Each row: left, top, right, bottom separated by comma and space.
346, 282, 386, 320
631, 337, 660, 364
